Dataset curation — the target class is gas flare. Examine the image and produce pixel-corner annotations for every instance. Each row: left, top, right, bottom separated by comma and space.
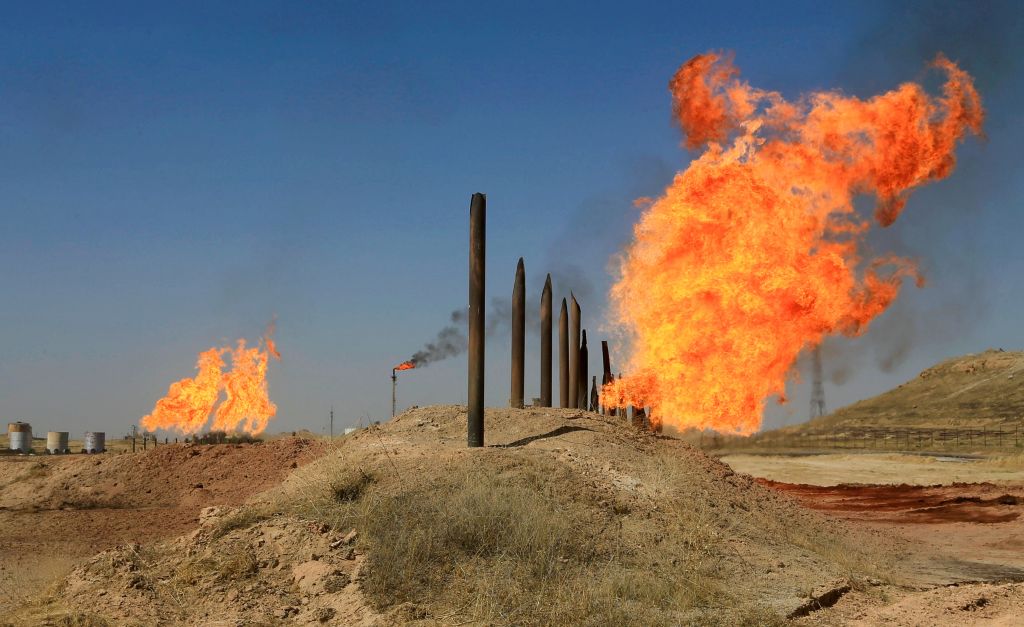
394, 361, 416, 371
141, 327, 281, 435
603, 52, 983, 435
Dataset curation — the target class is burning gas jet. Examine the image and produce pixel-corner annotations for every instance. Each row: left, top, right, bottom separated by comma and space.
604, 52, 983, 435
141, 324, 281, 435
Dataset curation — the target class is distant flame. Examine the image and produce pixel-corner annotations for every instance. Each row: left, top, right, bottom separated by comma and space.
141, 325, 282, 435
394, 361, 416, 371
603, 52, 982, 435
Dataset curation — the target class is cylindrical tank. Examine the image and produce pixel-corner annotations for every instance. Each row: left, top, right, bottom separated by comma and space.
84, 431, 106, 454
46, 431, 70, 454
8, 422, 32, 453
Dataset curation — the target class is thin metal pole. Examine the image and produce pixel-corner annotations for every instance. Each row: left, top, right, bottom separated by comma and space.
558, 298, 569, 408
467, 193, 486, 447
330, 405, 334, 439
540, 274, 552, 407
391, 370, 397, 418
510, 258, 525, 408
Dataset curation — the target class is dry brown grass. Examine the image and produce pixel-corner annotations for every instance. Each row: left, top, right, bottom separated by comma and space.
273, 447, 789, 626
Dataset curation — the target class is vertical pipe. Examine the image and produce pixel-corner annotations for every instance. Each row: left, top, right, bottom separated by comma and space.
391, 370, 397, 418
578, 329, 588, 409
590, 376, 598, 413
568, 294, 580, 409
540, 274, 552, 407
468, 193, 486, 447
601, 341, 614, 416
558, 298, 569, 408
510, 258, 526, 408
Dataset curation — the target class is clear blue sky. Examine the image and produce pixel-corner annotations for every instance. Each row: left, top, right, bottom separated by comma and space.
2, 1, 1021, 436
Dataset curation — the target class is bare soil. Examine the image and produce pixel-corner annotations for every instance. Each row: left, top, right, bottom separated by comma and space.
5, 406, 903, 625
0, 438, 326, 615
4, 409, 1023, 625
725, 452, 1024, 624
721, 452, 1024, 486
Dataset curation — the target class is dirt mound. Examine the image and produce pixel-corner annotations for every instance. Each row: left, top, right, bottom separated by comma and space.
0, 437, 326, 617
49, 510, 382, 626
13, 406, 904, 625
788, 349, 1024, 432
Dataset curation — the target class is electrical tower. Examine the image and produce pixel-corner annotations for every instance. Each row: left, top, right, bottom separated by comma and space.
810, 345, 827, 419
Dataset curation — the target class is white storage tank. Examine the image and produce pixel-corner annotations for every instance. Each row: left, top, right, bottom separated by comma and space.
84, 431, 106, 454
8, 422, 32, 453
46, 431, 70, 454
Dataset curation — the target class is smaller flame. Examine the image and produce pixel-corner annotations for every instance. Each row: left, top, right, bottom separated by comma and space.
394, 361, 416, 371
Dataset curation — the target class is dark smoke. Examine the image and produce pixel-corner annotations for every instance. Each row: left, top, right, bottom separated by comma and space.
811, 1, 1016, 386
404, 309, 468, 367
402, 154, 672, 369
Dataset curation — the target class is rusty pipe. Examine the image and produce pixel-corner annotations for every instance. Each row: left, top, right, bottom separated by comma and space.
510, 258, 525, 408
568, 294, 580, 409
540, 274, 552, 407
578, 329, 588, 410
468, 193, 486, 447
558, 298, 568, 408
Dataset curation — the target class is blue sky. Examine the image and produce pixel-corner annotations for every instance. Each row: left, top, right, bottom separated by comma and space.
2, 1, 1021, 436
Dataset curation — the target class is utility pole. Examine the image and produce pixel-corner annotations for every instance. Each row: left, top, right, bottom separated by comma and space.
810, 345, 827, 420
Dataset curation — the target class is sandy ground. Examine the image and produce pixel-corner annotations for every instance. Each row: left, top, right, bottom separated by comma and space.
719, 452, 1024, 624
720, 452, 1024, 486
4, 421, 1023, 624
0, 438, 326, 614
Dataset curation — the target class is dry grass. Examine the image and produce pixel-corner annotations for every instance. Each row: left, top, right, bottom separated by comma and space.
981, 451, 1024, 469
271, 447, 791, 625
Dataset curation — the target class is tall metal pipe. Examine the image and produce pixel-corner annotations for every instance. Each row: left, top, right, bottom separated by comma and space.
510, 257, 525, 408
578, 329, 589, 410
568, 294, 580, 409
540, 274, 552, 407
590, 376, 599, 413
558, 298, 569, 408
391, 369, 397, 417
601, 340, 613, 416
468, 193, 486, 447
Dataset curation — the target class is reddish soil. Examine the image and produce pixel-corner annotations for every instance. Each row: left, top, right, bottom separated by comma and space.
0, 437, 327, 610
760, 479, 1024, 585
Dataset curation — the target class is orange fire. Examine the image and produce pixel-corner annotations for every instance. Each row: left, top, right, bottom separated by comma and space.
394, 361, 416, 371
603, 52, 983, 435
141, 327, 281, 435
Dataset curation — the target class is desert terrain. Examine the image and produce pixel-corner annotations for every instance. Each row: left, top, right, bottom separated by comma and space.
0, 403, 1020, 625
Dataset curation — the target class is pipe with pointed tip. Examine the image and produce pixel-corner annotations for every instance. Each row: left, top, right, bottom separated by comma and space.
510, 258, 525, 408
568, 294, 580, 409
468, 193, 486, 447
558, 298, 568, 408
601, 340, 613, 416
540, 274, 552, 407
578, 329, 588, 409
590, 376, 599, 413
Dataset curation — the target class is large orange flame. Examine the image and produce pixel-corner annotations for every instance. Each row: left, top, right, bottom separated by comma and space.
141, 326, 281, 435
603, 52, 983, 435
394, 361, 416, 371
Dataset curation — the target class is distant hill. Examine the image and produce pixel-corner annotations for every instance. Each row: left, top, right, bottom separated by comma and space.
787, 349, 1024, 433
